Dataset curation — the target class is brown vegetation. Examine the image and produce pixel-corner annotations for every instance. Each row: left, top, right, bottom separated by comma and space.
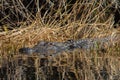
0, 0, 120, 80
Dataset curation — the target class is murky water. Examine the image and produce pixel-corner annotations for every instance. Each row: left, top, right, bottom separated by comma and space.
0, 52, 120, 80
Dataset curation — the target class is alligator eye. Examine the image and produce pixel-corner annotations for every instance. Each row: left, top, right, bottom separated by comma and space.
64, 39, 74, 44
67, 39, 73, 42
49, 42, 53, 45
68, 45, 75, 50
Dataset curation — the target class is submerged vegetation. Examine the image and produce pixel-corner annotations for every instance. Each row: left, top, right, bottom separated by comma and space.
0, 0, 120, 80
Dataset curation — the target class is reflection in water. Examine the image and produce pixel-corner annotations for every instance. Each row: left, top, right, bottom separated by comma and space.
0, 52, 120, 80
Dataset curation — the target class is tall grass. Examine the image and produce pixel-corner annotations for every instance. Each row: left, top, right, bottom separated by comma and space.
0, 0, 120, 80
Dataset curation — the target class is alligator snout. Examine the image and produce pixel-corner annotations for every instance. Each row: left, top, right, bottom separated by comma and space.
19, 47, 34, 54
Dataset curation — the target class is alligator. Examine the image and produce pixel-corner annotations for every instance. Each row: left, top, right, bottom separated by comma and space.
19, 41, 70, 56
19, 34, 119, 56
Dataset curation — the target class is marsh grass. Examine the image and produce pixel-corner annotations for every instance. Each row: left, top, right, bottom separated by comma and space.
0, 0, 120, 80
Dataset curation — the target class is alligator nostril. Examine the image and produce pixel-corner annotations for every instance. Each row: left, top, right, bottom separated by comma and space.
19, 48, 25, 53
